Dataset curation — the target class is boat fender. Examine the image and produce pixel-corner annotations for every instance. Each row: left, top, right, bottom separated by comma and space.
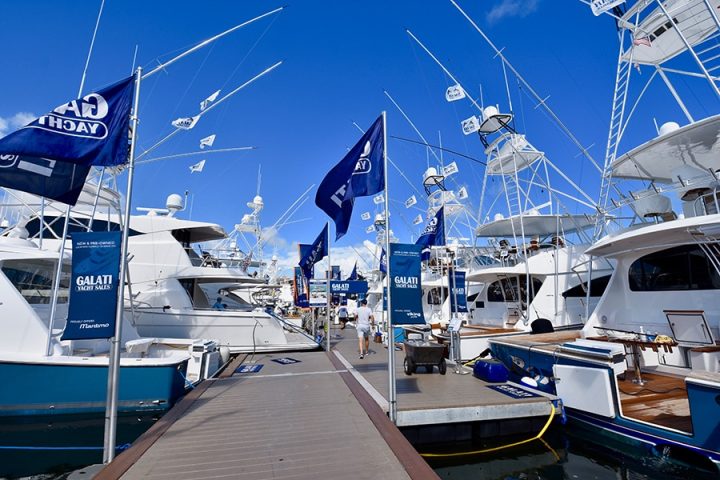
218, 346, 231, 365
473, 358, 509, 383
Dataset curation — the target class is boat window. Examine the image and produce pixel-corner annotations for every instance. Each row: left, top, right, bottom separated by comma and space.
427, 287, 448, 305
562, 275, 611, 298
628, 245, 720, 291
182, 279, 255, 310
2, 259, 69, 304
24, 216, 137, 238
486, 276, 543, 303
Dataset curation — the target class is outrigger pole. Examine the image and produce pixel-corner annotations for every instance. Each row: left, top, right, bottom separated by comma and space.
102, 7, 286, 463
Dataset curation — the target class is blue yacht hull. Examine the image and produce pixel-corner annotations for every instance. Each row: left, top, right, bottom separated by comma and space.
0, 359, 188, 417
490, 341, 720, 470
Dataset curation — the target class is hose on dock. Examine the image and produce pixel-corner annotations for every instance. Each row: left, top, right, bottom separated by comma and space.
419, 403, 555, 458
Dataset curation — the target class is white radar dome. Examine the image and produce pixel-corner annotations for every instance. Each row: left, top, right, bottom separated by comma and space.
253, 195, 264, 206
166, 193, 184, 211
493, 213, 505, 222
424, 167, 439, 180
659, 121, 680, 137
483, 105, 499, 120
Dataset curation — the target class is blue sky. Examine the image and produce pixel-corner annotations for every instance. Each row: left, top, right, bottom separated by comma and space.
0, 0, 711, 275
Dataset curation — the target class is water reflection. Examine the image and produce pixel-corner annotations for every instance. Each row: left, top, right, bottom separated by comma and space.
0, 413, 159, 479
424, 426, 718, 480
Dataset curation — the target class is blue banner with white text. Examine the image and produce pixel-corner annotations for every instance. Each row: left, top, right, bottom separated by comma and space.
0, 76, 135, 167
389, 243, 425, 325
0, 155, 90, 205
62, 231, 122, 340
329, 280, 369, 295
449, 269, 468, 313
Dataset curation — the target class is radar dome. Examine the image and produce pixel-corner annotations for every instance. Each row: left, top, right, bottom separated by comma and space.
424, 167, 439, 180
253, 195, 264, 206
483, 105, 499, 120
659, 121, 680, 137
166, 194, 184, 211
493, 213, 505, 222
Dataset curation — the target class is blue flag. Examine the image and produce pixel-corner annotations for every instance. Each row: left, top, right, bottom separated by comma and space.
0, 155, 90, 205
299, 223, 328, 279
0, 76, 134, 167
346, 261, 358, 281
379, 248, 387, 274
415, 207, 445, 261
315, 115, 385, 240
389, 243, 425, 325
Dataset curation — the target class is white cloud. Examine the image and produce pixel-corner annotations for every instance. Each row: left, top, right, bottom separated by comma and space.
487, 0, 539, 23
273, 240, 381, 279
0, 112, 36, 138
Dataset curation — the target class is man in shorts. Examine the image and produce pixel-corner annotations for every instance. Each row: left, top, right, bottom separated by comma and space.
355, 299, 374, 359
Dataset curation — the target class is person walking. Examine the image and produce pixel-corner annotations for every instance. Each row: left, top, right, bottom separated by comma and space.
355, 299, 374, 359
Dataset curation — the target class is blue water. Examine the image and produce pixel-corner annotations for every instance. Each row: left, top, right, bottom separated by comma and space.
424, 425, 719, 480
0, 413, 159, 479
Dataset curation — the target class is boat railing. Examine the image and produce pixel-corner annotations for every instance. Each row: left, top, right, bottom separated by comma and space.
266, 309, 319, 344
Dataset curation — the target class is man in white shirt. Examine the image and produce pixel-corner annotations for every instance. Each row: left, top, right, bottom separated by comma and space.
355, 299, 374, 359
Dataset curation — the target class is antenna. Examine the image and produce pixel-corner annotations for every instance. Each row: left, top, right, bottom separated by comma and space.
257, 164, 262, 197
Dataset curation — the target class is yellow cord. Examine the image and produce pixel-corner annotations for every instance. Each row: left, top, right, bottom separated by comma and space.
419, 403, 556, 458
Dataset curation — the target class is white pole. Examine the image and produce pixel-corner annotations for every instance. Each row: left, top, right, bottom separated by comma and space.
326, 238, 332, 353
382, 111, 397, 423
103, 66, 142, 463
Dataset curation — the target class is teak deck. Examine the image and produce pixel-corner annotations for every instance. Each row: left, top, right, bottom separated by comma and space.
618, 370, 692, 433
97, 325, 557, 479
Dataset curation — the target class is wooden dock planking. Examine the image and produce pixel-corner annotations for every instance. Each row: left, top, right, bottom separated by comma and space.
100, 347, 434, 480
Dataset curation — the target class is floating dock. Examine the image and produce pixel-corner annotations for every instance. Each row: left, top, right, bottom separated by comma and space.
96, 327, 558, 479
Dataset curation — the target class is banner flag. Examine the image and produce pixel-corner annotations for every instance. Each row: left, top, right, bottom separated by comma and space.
0, 76, 134, 167
298, 244, 314, 278
389, 243, 425, 325
171, 115, 200, 130
315, 115, 384, 240
298, 223, 328, 279
62, 231, 122, 340
442, 161, 459, 177
293, 266, 309, 307
379, 248, 387, 274
461, 115, 480, 135
413, 214, 424, 225
415, 206, 445, 260
347, 261, 358, 281
329, 280, 368, 295
361, 211, 371, 221
200, 90, 221, 111
449, 268, 468, 313
189, 159, 205, 173
331, 265, 341, 280
590, 0, 625, 16
404, 195, 417, 208
199, 134, 216, 149
0, 155, 90, 205
457, 186, 468, 200
445, 84, 466, 102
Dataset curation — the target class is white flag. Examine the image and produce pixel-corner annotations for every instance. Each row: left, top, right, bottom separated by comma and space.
405, 195, 417, 208
366, 225, 375, 233
200, 90, 221, 111
445, 84, 466, 102
590, 0, 625, 16
199, 134, 216, 149
361, 211, 371, 221
457, 186, 468, 200
172, 115, 200, 130
413, 214, 423, 225
373, 194, 384, 204
442, 162, 459, 177
189, 159, 206, 173
461, 115, 480, 135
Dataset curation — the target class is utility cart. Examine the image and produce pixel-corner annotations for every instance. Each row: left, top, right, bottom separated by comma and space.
403, 340, 447, 375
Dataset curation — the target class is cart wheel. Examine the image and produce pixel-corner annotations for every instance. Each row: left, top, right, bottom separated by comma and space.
438, 359, 447, 375
404, 357, 415, 376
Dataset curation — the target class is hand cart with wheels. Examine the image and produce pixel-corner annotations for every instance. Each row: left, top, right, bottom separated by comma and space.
403, 340, 446, 375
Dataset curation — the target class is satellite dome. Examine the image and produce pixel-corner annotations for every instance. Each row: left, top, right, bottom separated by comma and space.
659, 121, 680, 137
253, 195, 264, 206
483, 105, 499, 120
493, 213, 505, 222
271, 255, 278, 262
424, 167, 439, 180
166, 193, 184, 211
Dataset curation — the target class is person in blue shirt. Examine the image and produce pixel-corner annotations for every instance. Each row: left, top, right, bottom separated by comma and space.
212, 297, 226, 310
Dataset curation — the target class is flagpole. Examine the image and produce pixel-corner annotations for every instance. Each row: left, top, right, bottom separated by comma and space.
103, 66, 142, 463
381, 111, 397, 423
326, 234, 331, 354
